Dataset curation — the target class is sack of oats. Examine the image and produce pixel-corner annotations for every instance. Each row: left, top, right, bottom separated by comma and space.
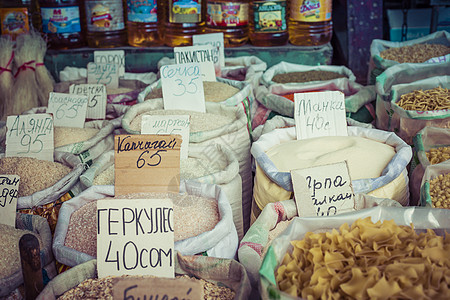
53, 182, 238, 267
256, 62, 376, 125
368, 30, 450, 85
374, 61, 450, 132
251, 126, 412, 221
0, 213, 56, 297
389, 76, 450, 145
122, 99, 253, 233
37, 253, 251, 300
259, 206, 450, 300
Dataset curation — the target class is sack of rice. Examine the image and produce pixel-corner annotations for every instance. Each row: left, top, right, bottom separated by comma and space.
0, 213, 56, 297
251, 126, 412, 221
259, 206, 450, 299
122, 99, 253, 232
368, 30, 450, 84
420, 161, 450, 208
53, 181, 238, 267
410, 127, 450, 206
374, 60, 450, 132
238, 195, 402, 290
37, 253, 251, 300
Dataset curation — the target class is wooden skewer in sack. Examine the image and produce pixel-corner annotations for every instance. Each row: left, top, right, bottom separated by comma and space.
0, 36, 15, 120
31, 30, 54, 107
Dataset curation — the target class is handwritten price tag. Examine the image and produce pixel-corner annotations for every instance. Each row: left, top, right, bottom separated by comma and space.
87, 62, 119, 89
174, 45, 216, 81
193, 32, 225, 73
113, 277, 203, 300
294, 91, 347, 140
47, 92, 88, 128
291, 161, 355, 217
6, 114, 54, 162
160, 63, 206, 113
97, 198, 174, 278
69, 84, 107, 119
0, 175, 20, 227
114, 134, 181, 196
94, 50, 125, 77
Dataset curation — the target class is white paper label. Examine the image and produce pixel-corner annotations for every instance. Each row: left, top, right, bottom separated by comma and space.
0, 175, 19, 227
6, 114, 54, 162
160, 63, 206, 113
294, 91, 347, 140
174, 45, 217, 82
141, 115, 190, 159
291, 161, 355, 217
97, 198, 175, 278
87, 62, 119, 89
94, 50, 125, 76
193, 32, 225, 71
69, 84, 107, 119
47, 92, 88, 128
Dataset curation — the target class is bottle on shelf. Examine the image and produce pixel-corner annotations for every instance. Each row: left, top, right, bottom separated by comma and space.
0, 0, 41, 40
164, 0, 207, 47
249, 0, 288, 46
289, 0, 332, 46
83, 0, 127, 48
127, 0, 163, 47
206, 0, 249, 47
39, 0, 85, 49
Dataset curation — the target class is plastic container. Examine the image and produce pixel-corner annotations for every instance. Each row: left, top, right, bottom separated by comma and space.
288, 0, 332, 46
126, 0, 163, 47
206, 0, 249, 47
39, 0, 85, 49
0, 0, 41, 39
83, 0, 127, 48
164, 0, 207, 47
249, 0, 288, 46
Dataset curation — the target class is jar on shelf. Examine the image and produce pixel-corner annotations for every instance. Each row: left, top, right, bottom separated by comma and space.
0, 0, 41, 39
127, 0, 163, 47
249, 0, 288, 46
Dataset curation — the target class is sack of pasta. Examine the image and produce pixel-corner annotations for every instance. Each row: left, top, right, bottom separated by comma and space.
368, 30, 450, 84
420, 161, 450, 208
374, 60, 450, 132
255, 62, 376, 124
259, 206, 450, 299
53, 181, 238, 267
409, 127, 450, 206
0, 213, 56, 297
37, 253, 251, 300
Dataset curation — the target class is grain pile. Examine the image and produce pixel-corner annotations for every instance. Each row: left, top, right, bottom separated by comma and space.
58, 274, 235, 300
397, 86, 450, 111
380, 44, 450, 63
429, 173, 450, 209
54, 127, 100, 148
0, 157, 71, 197
106, 87, 133, 95
129, 109, 234, 133
0, 224, 42, 278
272, 71, 347, 83
276, 217, 450, 299
426, 146, 450, 165
92, 164, 115, 185
180, 157, 225, 179
145, 81, 240, 103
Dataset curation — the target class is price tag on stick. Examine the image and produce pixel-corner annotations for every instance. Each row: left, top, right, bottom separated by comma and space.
0, 175, 20, 227
87, 62, 119, 89
291, 161, 355, 217
294, 91, 347, 140
114, 134, 181, 196
47, 92, 88, 128
97, 198, 174, 278
69, 84, 107, 120
160, 63, 206, 113
6, 114, 54, 162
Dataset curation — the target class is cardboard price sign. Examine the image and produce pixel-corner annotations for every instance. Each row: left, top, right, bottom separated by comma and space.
47, 92, 88, 128
141, 115, 190, 159
294, 91, 347, 140
87, 62, 119, 89
97, 198, 174, 278
0, 175, 20, 227
114, 134, 181, 196
69, 84, 107, 120
113, 277, 203, 300
6, 114, 54, 162
174, 44, 217, 81
94, 50, 125, 76
160, 63, 206, 113
291, 161, 355, 217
